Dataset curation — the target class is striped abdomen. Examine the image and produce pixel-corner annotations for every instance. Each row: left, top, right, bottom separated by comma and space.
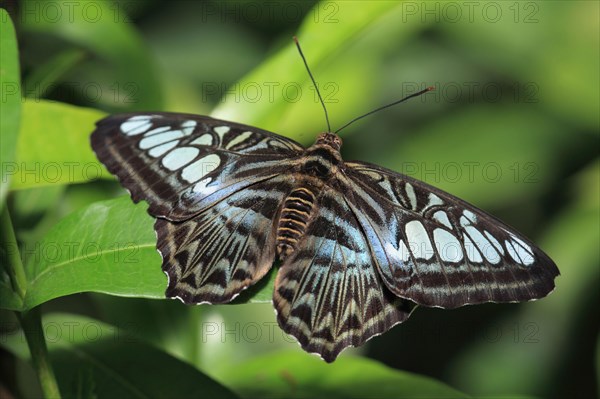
277, 187, 316, 260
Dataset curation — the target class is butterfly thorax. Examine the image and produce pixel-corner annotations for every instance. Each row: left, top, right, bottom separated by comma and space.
301, 133, 344, 179
276, 133, 344, 260
315, 132, 342, 151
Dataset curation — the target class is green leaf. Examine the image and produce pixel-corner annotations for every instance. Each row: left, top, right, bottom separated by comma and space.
16, 196, 274, 310
12, 100, 106, 190
18, 197, 163, 310
21, 0, 163, 111
218, 350, 469, 399
0, 9, 22, 208
3, 313, 240, 399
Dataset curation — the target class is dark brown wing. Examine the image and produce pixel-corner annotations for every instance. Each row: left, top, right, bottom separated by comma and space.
91, 112, 304, 221
341, 161, 559, 308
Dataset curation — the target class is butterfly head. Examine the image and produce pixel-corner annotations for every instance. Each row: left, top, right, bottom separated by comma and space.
315, 132, 343, 151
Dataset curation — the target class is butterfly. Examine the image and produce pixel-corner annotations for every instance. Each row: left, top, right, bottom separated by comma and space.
90, 40, 559, 362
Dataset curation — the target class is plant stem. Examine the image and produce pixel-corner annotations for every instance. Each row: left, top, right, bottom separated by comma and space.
18, 308, 62, 399
0, 205, 27, 299
1, 206, 61, 398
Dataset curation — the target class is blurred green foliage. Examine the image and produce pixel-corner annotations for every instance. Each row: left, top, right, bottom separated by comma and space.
1, 1, 598, 398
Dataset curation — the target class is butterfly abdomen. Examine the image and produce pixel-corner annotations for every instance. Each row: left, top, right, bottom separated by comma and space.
277, 187, 316, 260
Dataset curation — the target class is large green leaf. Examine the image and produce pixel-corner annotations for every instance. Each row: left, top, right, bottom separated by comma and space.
0, 10, 21, 208
217, 351, 469, 399
21, 0, 163, 111
12, 100, 106, 190
2, 313, 239, 399
11, 196, 275, 310
16, 197, 162, 310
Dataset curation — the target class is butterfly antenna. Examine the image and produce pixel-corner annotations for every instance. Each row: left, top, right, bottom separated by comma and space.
335, 86, 435, 134
294, 36, 332, 132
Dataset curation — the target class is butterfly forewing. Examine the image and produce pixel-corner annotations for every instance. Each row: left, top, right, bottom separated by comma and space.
342, 161, 559, 308
91, 112, 304, 220
273, 187, 415, 362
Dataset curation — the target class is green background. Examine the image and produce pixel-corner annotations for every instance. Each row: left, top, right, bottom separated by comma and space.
1, 1, 598, 398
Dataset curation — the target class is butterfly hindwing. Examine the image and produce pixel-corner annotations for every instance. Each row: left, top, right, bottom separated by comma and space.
342, 161, 559, 308
273, 187, 415, 362
91, 112, 304, 220
156, 175, 295, 303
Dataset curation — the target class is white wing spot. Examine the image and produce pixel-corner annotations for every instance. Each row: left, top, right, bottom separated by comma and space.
405, 220, 434, 260
181, 154, 221, 183
225, 131, 253, 150
362, 170, 381, 180
268, 139, 291, 150
464, 226, 498, 263
506, 236, 535, 266
463, 234, 483, 263
433, 228, 463, 263
405, 182, 417, 210
214, 126, 230, 138
506, 240, 521, 264
379, 178, 393, 197
385, 240, 411, 264
463, 209, 477, 223
459, 215, 470, 228
143, 126, 171, 136
432, 210, 452, 229
121, 115, 156, 135
191, 134, 213, 146
161, 147, 199, 171
148, 141, 178, 158
510, 234, 534, 256
482, 245, 501, 264
484, 231, 504, 255
181, 120, 197, 135
139, 131, 184, 149
427, 193, 444, 208
192, 177, 212, 193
